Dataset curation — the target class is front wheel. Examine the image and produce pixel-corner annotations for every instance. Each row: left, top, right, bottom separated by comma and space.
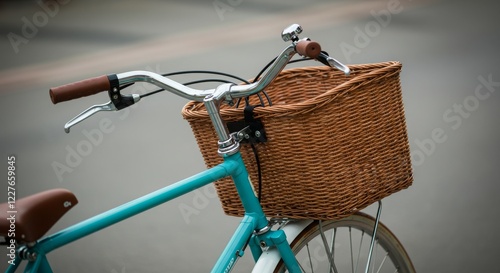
271, 212, 415, 273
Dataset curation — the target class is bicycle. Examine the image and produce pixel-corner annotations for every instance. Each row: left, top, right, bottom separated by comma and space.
0, 24, 415, 273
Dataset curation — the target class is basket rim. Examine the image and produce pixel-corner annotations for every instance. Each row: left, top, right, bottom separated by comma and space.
182, 61, 402, 118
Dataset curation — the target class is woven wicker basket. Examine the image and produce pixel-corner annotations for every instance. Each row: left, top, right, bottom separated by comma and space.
182, 61, 413, 220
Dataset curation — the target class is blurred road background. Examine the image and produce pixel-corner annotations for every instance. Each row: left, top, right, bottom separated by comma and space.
1, 0, 500, 272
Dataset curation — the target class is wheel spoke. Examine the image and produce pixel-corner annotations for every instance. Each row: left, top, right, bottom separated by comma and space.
298, 258, 307, 273
355, 230, 365, 273
305, 243, 314, 273
375, 251, 389, 273
319, 220, 338, 273
349, 227, 354, 273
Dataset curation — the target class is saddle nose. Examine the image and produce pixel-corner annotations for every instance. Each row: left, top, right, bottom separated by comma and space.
0, 188, 78, 243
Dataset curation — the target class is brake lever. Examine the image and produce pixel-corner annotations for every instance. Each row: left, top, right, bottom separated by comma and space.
64, 101, 116, 133
318, 51, 350, 75
62, 78, 140, 133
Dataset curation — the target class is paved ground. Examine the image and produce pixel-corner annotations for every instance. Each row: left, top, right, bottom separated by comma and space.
1, 0, 500, 272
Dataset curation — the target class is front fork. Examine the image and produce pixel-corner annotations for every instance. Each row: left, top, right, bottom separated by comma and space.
250, 229, 302, 273
210, 214, 301, 273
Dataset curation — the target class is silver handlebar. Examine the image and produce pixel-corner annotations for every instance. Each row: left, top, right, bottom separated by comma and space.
115, 44, 296, 103
116, 71, 211, 102
62, 24, 349, 133
63, 43, 297, 133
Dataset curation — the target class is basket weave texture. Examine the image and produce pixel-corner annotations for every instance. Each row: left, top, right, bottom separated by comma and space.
182, 61, 413, 220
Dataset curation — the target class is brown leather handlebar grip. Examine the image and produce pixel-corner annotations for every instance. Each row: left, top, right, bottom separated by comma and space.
296, 40, 321, 59
49, 75, 111, 104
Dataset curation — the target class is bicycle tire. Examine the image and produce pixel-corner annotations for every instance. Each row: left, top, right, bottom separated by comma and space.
273, 212, 415, 273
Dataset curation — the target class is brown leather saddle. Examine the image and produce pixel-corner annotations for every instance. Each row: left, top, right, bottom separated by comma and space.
0, 188, 78, 243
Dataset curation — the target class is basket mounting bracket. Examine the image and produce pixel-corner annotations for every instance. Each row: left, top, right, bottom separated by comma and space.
227, 105, 267, 144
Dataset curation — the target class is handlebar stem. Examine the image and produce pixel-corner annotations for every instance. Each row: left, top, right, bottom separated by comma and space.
205, 83, 234, 143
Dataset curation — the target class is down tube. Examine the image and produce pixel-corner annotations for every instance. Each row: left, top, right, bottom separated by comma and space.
36, 163, 234, 253
211, 215, 258, 273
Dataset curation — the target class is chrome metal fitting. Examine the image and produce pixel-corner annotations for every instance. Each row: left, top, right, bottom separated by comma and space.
254, 222, 272, 236
217, 134, 240, 157
281, 24, 303, 42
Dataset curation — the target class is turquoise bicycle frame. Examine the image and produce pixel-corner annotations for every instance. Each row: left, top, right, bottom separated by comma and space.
6, 152, 301, 273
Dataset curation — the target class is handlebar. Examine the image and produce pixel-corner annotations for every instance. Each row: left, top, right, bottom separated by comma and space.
49, 25, 349, 133
49, 39, 321, 104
